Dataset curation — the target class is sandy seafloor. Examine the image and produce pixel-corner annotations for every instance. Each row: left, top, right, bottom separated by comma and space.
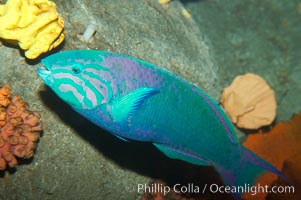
0, 0, 300, 199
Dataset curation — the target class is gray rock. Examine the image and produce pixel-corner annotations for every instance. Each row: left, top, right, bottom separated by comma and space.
185, 0, 301, 121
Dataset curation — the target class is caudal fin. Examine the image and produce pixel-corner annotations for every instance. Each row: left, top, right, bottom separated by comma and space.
213, 146, 287, 199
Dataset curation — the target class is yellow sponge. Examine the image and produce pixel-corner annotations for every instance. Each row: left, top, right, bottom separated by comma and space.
0, 0, 65, 59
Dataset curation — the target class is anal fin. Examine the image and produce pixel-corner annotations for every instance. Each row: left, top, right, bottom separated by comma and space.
114, 134, 130, 142
153, 143, 210, 166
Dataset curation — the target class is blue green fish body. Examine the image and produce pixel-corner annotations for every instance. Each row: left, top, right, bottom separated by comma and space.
37, 50, 284, 199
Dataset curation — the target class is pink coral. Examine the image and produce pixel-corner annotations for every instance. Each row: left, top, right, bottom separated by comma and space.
0, 84, 42, 170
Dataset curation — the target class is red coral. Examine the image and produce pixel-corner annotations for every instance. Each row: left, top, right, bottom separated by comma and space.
0, 84, 42, 170
243, 111, 301, 200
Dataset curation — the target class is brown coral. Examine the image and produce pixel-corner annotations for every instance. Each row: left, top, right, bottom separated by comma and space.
243, 111, 301, 200
0, 84, 42, 170
220, 73, 276, 129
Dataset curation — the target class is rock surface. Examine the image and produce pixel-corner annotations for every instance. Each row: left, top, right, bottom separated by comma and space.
185, 0, 301, 121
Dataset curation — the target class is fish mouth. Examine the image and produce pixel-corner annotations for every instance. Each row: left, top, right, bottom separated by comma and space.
37, 57, 51, 76
37, 66, 51, 79
37, 64, 52, 85
37, 66, 50, 76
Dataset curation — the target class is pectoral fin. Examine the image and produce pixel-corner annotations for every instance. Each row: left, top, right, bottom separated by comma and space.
153, 143, 210, 166
110, 87, 159, 122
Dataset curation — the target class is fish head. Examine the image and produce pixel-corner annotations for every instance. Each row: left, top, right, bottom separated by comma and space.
37, 50, 109, 109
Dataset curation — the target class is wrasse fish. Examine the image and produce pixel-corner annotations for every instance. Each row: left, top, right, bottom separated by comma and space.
37, 50, 285, 199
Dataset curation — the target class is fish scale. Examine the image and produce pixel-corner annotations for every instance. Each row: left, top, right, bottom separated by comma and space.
37, 50, 286, 199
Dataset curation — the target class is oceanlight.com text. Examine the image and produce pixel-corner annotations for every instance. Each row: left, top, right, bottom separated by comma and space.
209, 183, 294, 196
129, 183, 294, 196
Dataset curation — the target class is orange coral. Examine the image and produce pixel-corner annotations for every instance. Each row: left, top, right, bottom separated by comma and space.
243, 111, 301, 200
0, 85, 11, 107
0, 84, 42, 170
220, 73, 276, 129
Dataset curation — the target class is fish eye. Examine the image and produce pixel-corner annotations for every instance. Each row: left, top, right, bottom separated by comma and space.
71, 64, 82, 74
